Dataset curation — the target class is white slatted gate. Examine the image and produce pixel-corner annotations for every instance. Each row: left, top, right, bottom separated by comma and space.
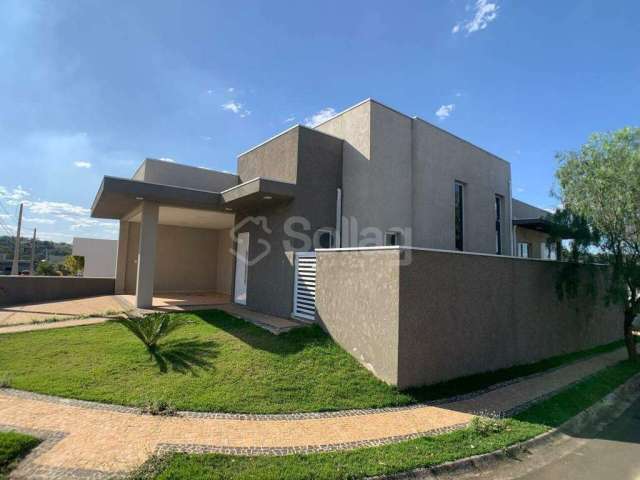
292, 252, 316, 321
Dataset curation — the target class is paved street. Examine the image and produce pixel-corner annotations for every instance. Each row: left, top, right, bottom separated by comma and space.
517, 397, 640, 480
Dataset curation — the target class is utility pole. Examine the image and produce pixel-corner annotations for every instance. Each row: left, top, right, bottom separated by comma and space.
10, 203, 23, 275
30, 228, 37, 275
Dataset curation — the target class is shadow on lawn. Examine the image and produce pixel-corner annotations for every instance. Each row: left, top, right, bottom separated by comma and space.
150, 337, 218, 374
192, 310, 330, 355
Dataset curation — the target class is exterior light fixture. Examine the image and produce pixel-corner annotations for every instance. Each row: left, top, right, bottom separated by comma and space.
135, 197, 144, 201
263, 195, 273, 200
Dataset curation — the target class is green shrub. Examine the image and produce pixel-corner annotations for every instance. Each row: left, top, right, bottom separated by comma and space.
468, 415, 507, 436
116, 313, 187, 352
141, 399, 177, 416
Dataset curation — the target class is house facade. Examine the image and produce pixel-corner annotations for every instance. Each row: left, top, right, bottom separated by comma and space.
91, 98, 554, 317
72, 237, 118, 278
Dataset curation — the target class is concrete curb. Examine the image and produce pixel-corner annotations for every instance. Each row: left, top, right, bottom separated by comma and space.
372, 371, 640, 480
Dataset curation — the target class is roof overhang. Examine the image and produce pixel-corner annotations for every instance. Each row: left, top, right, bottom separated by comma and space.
513, 218, 554, 233
91, 176, 225, 220
221, 177, 296, 211
92, 176, 297, 220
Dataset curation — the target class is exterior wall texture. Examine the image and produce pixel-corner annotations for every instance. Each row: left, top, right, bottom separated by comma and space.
0, 276, 115, 307
315, 248, 623, 389
235, 126, 343, 317
134, 158, 239, 192
411, 119, 512, 254
120, 223, 232, 294
315, 249, 401, 384
315, 100, 512, 254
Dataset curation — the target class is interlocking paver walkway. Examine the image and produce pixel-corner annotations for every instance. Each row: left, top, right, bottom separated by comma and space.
0, 348, 627, 479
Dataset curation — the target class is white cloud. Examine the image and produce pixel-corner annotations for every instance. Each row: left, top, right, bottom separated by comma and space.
206, 89, 214, 95
452, 0, 499, 35
284, 116, 296, 123
303, 108, 336, 127
24, 217, 56, 224
222, 101, 251, 118
158, 157, 175, 163
74, 161, 92, 168
515, 187, 525, 193
0, 185, 30, 204
222, 101, 242, 114
227, 87, 235, 93
435, 104, 455, 120
200, 136, 212, 141
27, 201, 90, 217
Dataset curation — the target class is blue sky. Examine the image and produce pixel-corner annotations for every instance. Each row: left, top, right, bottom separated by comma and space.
1, 0, 638, 242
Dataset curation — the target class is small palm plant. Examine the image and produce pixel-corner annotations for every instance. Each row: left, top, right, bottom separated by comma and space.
116, 312, 186, 352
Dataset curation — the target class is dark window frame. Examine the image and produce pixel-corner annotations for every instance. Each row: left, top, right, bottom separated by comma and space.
454, 181, 464, 251
495, 195, 503, 255
384, 231, 399, 246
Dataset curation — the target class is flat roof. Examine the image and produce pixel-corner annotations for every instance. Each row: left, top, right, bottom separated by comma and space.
91, 177, 226, 219
92, 176, 296, 220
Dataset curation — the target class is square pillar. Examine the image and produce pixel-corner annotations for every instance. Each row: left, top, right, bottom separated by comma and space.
135, 202, 159, 308
114, 220, 130, 294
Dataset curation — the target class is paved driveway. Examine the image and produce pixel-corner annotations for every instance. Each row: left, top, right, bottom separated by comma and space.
0, 295, 129, 327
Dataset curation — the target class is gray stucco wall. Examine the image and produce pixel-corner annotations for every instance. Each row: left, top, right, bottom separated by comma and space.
235, 126, 343, 317
315, 248, 622, 389
512, 198, 549, 220
316, 249, 401, 384
134, 158, 239, 192
315, 100, 512, 254
0, 276, 115, 307
411, 120, 512, 254
315, 101, 372, 247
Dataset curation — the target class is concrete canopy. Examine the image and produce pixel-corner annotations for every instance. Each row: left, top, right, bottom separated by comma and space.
220, 177, 296, 211
91, 175, 296, 220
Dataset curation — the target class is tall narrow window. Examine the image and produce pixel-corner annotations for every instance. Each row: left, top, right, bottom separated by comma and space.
495, 195, 502, 255
454, 182, 464, 251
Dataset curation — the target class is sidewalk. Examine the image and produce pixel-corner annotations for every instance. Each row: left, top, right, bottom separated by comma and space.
0, 348, 627, 479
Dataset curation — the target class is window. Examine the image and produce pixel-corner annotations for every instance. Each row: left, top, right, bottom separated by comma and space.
315, 229, 334, 249
541, 242, 557, 260
454, 182, 464, 251
384, 231, 399, 246
495, 195, 503, 255
517, 242, 530, 258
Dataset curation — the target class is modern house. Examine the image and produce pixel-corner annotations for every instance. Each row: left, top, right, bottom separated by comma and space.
72, 237, 118, 278
92, 99, 552, 313
91, 98, 620, 388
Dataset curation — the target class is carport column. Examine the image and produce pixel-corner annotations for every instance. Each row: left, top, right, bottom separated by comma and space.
114, 220, 129, 294
135, 202, 159, 308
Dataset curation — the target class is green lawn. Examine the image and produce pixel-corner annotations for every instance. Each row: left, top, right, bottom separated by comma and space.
131, 359, 640, 480
0, 309, 630, 414
0, 431, 39, 480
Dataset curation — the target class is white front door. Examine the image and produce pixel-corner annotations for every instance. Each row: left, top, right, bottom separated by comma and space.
234, 232, 249, 305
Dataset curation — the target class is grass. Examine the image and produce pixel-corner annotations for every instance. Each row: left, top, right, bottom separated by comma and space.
0, 309, 631, 414
131, 359, 640, 480
0, 431, 40, 480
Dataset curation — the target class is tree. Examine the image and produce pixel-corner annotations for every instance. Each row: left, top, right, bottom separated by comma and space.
62, 255, 84, 276
553, 127, 640, 361
35, 260, 57, 276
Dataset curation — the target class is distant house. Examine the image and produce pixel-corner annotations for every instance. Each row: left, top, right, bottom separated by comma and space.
72, 237, 118, 278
